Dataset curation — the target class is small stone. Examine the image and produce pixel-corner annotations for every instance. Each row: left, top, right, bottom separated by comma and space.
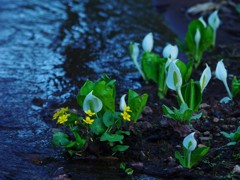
231, 117, 237, 122
198, 144, 207, 148
199, 109, 208, 117
233, 165, 240, 174
143, 106, 153, 115
199, 136, 212, 141
215, 133, 221, 137
176, 145, 181, 149
220, 118, 224, 121
213, 117, 219, 123
203, 131, 210, 136
199, 103, 210, 109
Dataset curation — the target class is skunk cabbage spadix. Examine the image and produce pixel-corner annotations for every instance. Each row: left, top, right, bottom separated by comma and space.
83, 91, 103, 113
142, 32, 153, 52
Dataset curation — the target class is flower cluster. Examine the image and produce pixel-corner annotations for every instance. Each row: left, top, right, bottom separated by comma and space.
83, 110, 95, 125
53, 107, 70, 124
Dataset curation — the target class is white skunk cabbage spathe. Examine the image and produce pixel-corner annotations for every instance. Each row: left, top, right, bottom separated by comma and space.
199, 16, 207, 28
83, 91, 103, 113
166, 60, 185, 104
200, 64, 212, 93
142, 32, 153, 52
166, 60, 182, 91
215, 60, 232, 103
162, 44, 178, 60
208, 10, 220, 31
120, 94, 127, 112
183, 132, 197, 152
130, 42, 139, 63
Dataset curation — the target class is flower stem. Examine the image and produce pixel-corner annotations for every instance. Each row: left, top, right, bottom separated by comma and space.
223, 80, 233, 99
177, 88, 185, 104
187, 151, 191, 168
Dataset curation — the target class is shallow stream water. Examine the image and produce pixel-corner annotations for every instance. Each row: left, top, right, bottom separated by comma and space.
0, 0, 177, 178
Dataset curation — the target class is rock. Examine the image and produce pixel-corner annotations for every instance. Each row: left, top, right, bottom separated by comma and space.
175, 145, 181, 149
199, 103, 210, 109
233, 165, 240, 174
143, 106, 153, 115
213, 117, 219, 123
168, 156, 176, 166
199, 136, 212, 141
203, 131, 210, 136
198, 144, 207, 148
130, 162, 144, 170
215, 133, 221, 137
199, 109, 208, 118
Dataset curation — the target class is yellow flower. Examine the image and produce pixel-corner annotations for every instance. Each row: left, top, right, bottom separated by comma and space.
57, 114, 70, 124
53, 107, 69, 120
121, 111, 131, 121
83, 116, 94, 125
124, 105, 132, 112
85, 109, 96, 117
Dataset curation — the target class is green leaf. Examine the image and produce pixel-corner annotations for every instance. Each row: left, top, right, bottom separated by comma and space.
73, 132, 86, 150
175, 151, 186, 168
116, 130, 130, 136
128, 90, 148, 123
181, 80, 202, 112
141, 52, 165, 83
232, 76, 240, 98
90, 118, 106, 136
227, 142, 237, 146
103, 110, 115, 127
112, 145, 129, 152
77, 80, 95, 107
120, 162, 126, 170
52, 132, 70, 147
190, 112, 202, 120
191, 147, 210, 167
100, 133, 124, 142
125, 168, 134, 175
220, 131, 231, 139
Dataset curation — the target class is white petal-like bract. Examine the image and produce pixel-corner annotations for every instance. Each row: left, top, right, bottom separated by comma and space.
83, 91, 103, 113
200, 64, 212, 92
183, 132, 197, 152
166, 60, 182, 91
120, 94, 127, 111
215, 60, 227, 82
208, 10, 220, 31
142, 32, 154, 52
162, 44, 178, 60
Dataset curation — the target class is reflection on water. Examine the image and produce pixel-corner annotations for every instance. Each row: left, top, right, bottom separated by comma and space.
0, 0, 176, 178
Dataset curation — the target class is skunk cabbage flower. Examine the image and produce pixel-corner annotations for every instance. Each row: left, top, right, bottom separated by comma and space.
163, 44, 178, 60
215, 60, 232, 102
183, 132, 197, 152
166, 61, 185, 104
166, 61, 182, 91
199, 16, 207, 28
142, 32, 153, 52
130, 42, 139, 63
83, 91, 103, 113
120, 94, 127, 111
200, 64, 212, 93
208, 11, 220, 31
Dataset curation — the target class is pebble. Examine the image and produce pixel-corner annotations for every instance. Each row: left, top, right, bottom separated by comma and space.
199, 103, 210, 109
199, 136, 212, 141
198, 144, 207, 148
215, 133, 221, 137
203, 131, 210, 136
213, 117, 219, 123
143, 106, 153, 115
175, 145, 181, 149
233, 165, 240, 174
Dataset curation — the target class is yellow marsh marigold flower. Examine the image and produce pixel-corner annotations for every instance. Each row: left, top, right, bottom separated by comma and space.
57, 114, 70, 124
121, 111, 131, 121
83, 116, 94, 125
53, 107, 69, 120
85, 110, 96, 117
123, 105, 132, 112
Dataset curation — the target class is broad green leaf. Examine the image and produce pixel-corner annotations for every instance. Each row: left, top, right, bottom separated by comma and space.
116, 130, 130, 136
128, 90, 148, 123
103, 110, 115, 127
191, 147, 210, 167
77, 80, 95, 107
52, 132, 70, 147
141, 52, 165, 83
175, 151, 186, 167
125, 168, 134, 175
120, 162, 126, 170
90, 118, 106, 136
100, 133, 124, 142
220, 131, 231, 139
181, 80, 202, 112
112, 145, 129, 152
190, 112, 202, 120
